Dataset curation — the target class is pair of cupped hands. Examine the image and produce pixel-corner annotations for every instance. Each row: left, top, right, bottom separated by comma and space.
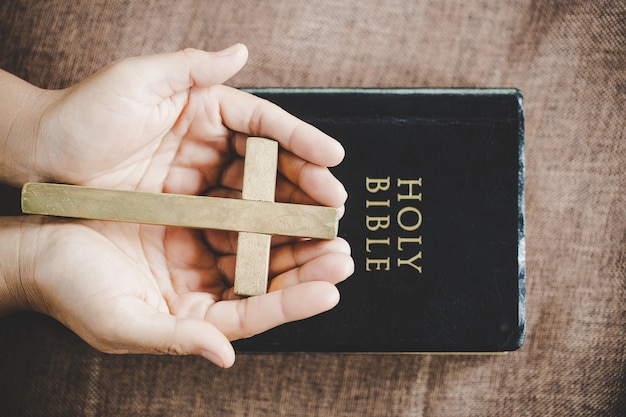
0, 44, 353, 367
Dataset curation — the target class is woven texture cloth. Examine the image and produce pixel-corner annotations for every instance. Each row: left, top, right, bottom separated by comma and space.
0, 1, 624, 415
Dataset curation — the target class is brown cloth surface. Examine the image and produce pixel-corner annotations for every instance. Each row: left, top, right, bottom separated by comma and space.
0, 1, 624, 415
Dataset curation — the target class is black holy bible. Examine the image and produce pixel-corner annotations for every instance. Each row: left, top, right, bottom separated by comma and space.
234, 88, 526, 353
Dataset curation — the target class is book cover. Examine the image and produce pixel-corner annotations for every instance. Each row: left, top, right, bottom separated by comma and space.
232, 88, 526, 353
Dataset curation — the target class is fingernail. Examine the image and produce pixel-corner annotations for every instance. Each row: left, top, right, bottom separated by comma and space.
201, 350, 224, 367
217, 43, 243, 57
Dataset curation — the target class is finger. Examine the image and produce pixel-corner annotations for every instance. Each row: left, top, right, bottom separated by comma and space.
164, 227, 228, 294
215, 237, 351, 285
205, 281, 340, 340
163, 135, 236, 196
230, 135, 347, 207
215, 86, 346, 168
113, 45, 249, 99
269, 252, 354, 291
165, 227, 216, 271
217, 157, 245, 191
277, 149, 347, 207
212, 167, 345, 218
217, 155, 319, 205
268, 238, 351, 277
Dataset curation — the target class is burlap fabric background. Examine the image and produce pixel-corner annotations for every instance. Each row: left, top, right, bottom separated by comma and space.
0, 1, 624, 415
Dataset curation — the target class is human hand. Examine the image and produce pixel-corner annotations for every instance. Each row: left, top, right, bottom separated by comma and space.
6, 45, 353, 367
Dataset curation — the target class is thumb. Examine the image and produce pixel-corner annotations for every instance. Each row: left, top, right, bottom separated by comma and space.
106, 308, 237, 368
178, 44, 249, 87
108, 44, 249, 98
155, 314, 237, 367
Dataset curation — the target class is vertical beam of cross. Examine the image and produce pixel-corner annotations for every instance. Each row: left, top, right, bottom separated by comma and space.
234, 137, 279, 297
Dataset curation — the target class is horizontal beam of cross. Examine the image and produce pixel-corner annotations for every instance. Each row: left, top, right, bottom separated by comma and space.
21, 183, 339, 239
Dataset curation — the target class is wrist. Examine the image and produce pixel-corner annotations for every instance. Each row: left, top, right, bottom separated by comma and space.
0, 70, 59, 186
0, 217, 45, 316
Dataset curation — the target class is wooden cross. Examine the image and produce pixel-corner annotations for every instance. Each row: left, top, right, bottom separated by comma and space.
21, 137, 339, 297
